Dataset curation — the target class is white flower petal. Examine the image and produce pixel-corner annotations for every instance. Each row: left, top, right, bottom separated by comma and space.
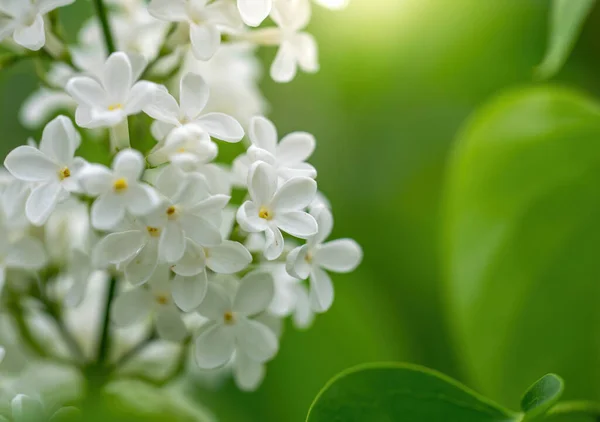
313, 0, 348, 9
234, 271, 274, 316
4, 145, 58, 182
126, 81, 159, 115
195, 113, 244, 143
125, 241, 159, 286
26, 182, 63, 226
206, 241, 252, 274
39, 115, 79, 165
248, 161, 277, 206
275, 210, 317, 238
79, 164, 112, 196
311, 205, 333, 245
276, 132, 315, 163
66, 76, 106, 108
91, 193, 125, 230
189, 23, 220, 61
294, 33, 319, 73
38, 0, 75, 14
172, 272, 208, 312
272, 176, 316, 211
197, 282, 232, 320
237, 0, 272, 27
180, 214, 222, 247
235, 319, 278, 363
292, 283, 314, 329
195, 324, 235, 369
94, 230, 146, 265
279, 162, 317, 179
236, 201, 268, 233
264, 226, 284, 260
271, 42, 297, 83
13, 15, 45, 51
159, 224, 185, 263
234, 351, 265, 391
315, 239, 363, 273
113, 148, 145, 181
171, 239, 206, 276
309, 266, 334, 312
126, 184, 160, 215
249, 116, 278, 153
144, 88, 181, 126
156, 308, 188, 342
148, 0, 188, 21
112, 288, 153, 326
180, 72, 209, 119
187, 194, 230, 215
103, 52, 132, 103
285, 244, 311, 279
5, 237, 47, 269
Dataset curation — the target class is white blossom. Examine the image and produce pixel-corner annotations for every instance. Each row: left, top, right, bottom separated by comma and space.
148, 0, 241, 61
233, 116, 316, 186
79, 149, 159, 230
286, 206, 362, 312
237, 161, 317, 260
145, 72, 245, 143
4, 116, 84, 226
0, 0, 75, 51
195, 271, 278, 369
65, 52, 157, 129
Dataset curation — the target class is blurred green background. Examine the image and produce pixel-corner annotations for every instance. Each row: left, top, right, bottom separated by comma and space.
5, 0, 600, 421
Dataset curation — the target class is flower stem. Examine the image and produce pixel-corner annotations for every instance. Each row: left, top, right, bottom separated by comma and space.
92, 0, 117, 54
96, 277, 118, 366
110, 118, 130, 151
545, 401, 600, 419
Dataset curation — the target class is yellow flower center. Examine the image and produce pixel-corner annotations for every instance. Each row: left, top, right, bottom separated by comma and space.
113, 178, 128, 192
305, 251, 313, 264
58, 167, 71, 180
146, 226, 161, 237
108, 103, 123, 111
259, 207, 273, 220
223, 311, 236, 325
166, 206, 178, 220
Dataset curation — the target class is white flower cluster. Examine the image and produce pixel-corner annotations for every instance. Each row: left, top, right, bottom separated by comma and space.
0, 0, 360, 401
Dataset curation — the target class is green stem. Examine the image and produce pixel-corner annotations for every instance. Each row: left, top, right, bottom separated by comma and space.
545, 401, 600, 419
92, 0, 117, 54
110, 330, 158, 371
41, 300, 86, 365
96, 277, 118, 366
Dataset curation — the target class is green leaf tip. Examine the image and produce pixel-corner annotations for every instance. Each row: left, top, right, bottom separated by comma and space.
520, 374, 564, 419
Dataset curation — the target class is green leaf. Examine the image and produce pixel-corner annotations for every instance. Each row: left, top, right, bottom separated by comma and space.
521, 374, 564, 420
535, 0, 596, 79
306, 362, 519, 422
443, 86, 600, 405
102, 380, 215, 422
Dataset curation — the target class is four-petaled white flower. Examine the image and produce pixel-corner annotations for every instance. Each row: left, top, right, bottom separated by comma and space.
112, 265, 188, 342
237, 161, 318, 260
144, 165, 229, 263
195, 271, 278, 369
145, 72, 245, 143
66, 52, 157, 128
286, 206, 362, 312
79, 149, 159, 230
4, 115, 84, 225
0, 0, 75, 51
233, 115, 316, 186
148, 0, 241, 61
246, 0, 318, 82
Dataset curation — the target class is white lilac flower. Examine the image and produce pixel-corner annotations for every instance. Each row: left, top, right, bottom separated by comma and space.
65, 52, 157, 129
236, 0, 271, 27
286, 206, 362, 312
4, 116, 84, 226
144, 165, 228, 263
245, 0, 318, 82
266, 263, 314, 329
79, 149, 160, 231
147, 124, 218, 168
233, 116, 316, 186
237, 161, 317, 260
0, 0, 75, 51
195, 271, 278, 369
148, 0, 241, 61
112, 266, 188, 342
145, 72, 245, 143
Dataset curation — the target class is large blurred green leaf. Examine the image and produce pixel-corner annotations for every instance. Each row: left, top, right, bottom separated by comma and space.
306, 363, 519, 422
444, 86, 600, 407
536, 0, 596, 79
